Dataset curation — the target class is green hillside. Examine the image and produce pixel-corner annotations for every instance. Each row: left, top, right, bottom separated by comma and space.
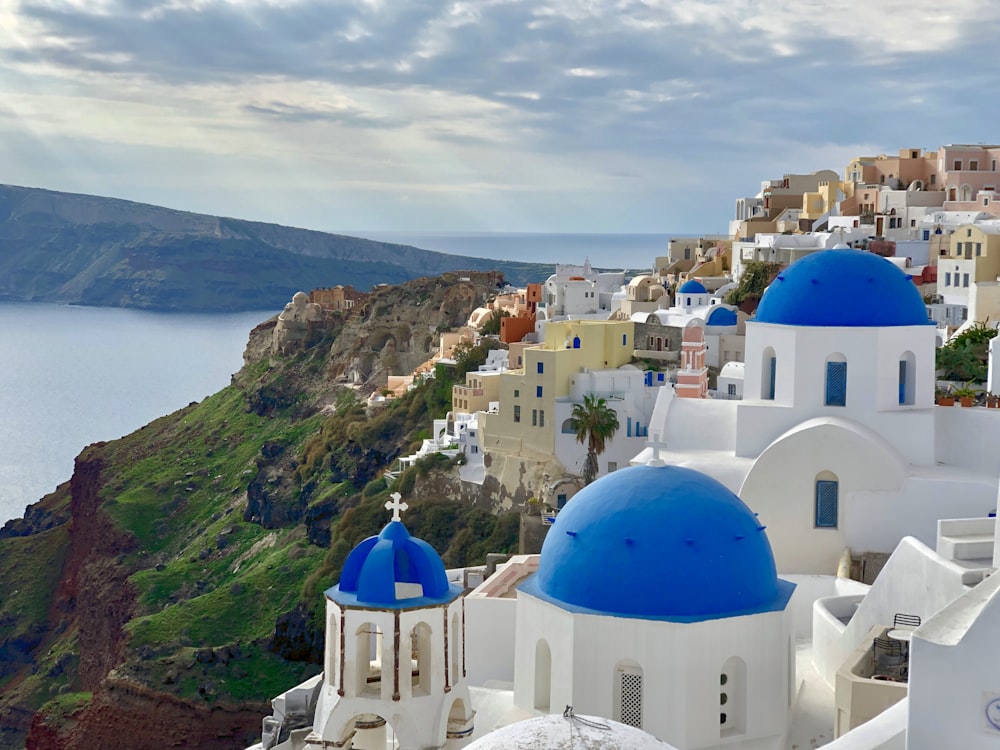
0, 273, 519, 749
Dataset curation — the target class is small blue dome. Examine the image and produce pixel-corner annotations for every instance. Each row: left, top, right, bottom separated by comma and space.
678, 279, 707, 294
328, 521, 461, 609
522, 465, 793, 622
755, 249, 930, 327
706, 306, 738, 327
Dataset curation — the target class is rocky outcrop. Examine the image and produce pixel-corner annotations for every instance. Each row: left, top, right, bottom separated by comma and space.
272, 292, 324, 355
61, 452, 136, 691
327, 272, 500, 387
243, 442, 303, 528
0, 487, 70, 540
268, 604, 324, 664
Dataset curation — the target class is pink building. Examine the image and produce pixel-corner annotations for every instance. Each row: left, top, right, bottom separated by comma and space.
675, 326, 708, 399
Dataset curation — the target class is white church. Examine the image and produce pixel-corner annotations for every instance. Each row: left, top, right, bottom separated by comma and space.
249, 248, 1000, 750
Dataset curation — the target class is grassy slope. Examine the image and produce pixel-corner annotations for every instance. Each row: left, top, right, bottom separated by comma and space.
0, 310, 519, 745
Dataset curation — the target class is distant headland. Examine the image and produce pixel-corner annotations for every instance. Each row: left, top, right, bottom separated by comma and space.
0, 184, 553, 312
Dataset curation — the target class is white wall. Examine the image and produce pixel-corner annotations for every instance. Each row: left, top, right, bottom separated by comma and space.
935, 406, 1000, 474
465, 596, 517, 687
816, 698, 907, 750
739, 417, 907, 573
738, 323, 938, 464
907, 573, 1000, 750
515, 591, 794, 750
939, 258, 974, 306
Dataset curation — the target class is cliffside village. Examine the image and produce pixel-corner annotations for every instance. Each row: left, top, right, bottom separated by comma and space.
251, 142, 1000, 750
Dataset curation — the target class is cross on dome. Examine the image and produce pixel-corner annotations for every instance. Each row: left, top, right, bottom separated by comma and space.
646, 433, 668, 467
385, 492, 409, 522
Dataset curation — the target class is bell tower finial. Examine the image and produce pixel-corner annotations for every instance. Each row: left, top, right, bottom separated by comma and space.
385, 492, 409, 522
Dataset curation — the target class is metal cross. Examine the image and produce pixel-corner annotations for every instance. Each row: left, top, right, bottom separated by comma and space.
385, 492, 409, 521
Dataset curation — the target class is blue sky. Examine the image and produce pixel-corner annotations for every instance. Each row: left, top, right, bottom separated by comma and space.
2, 0, 998, 234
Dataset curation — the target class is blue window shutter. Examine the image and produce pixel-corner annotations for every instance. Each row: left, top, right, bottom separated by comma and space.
815, 481, 838, 528
767, 356, 776, 400
826, 361, 847, 406
537, 362, 544, 374
627, 416, 632, 437
573, 336, 580, 349
898, 360, 907, 405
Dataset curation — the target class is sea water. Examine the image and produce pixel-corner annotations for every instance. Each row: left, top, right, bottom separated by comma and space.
0, 304, 273, 525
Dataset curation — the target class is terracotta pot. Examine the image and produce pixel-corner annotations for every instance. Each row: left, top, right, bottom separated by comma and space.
937, 397, 955, 406
959, 396, 974, 407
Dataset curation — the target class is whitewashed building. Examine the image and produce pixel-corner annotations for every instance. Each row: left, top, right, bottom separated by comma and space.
634, 249, 1000, 574
513, 462, 796, 749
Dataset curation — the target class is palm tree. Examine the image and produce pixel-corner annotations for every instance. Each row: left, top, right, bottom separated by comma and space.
570, 394, 620, 485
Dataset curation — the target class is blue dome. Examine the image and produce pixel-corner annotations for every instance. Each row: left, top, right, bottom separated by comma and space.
328, 520, 461, 609
706, 306, 738, 327
678, 279, 707, 294
755, 249, 931, 327
522, 465, 793, 622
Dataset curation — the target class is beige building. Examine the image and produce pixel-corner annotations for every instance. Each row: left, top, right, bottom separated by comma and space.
732, 170, 840, 239
309, 285, 366, 312
452, 371, 502, 416
612, 275, 667, 320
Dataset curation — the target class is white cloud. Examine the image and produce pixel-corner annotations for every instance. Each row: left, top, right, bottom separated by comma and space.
2, 0, 1000, 231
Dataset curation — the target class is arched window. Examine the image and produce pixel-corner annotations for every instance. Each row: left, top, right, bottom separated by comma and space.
410, 621, 433, 696
825, 354, 847, 406
720, 656, 747, 737
815, 471, 839, 528
899, 351, 916, 405
573, 336, 581, 349
534, 640, 552, 711
614, 660, 643, 729
961, 184, 973, 202
561, 418, 576, 434
355, 622, 383, 697
761, 347, 776, 400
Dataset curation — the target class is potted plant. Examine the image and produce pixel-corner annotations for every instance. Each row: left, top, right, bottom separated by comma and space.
936, 388, 955, 406
953, 384, 978, 407
989, 394, 1000, 409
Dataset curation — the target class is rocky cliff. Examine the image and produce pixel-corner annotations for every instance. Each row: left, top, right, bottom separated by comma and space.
0, 271, 520, 749
0, 184, 553, 311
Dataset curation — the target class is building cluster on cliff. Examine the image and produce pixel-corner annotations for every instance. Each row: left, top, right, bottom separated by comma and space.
248, 141, 1000, 750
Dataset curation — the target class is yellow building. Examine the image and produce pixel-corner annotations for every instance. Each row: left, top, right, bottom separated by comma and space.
940, 224, 1000, 323
943, 224, 1000, 274
800, 180, 844, 223
478, 320, 634, 497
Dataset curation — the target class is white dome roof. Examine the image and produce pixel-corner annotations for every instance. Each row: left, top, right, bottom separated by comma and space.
466, 712, 674, 750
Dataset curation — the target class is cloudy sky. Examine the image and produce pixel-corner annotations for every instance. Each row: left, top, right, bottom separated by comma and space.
2, 0, 998, 234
